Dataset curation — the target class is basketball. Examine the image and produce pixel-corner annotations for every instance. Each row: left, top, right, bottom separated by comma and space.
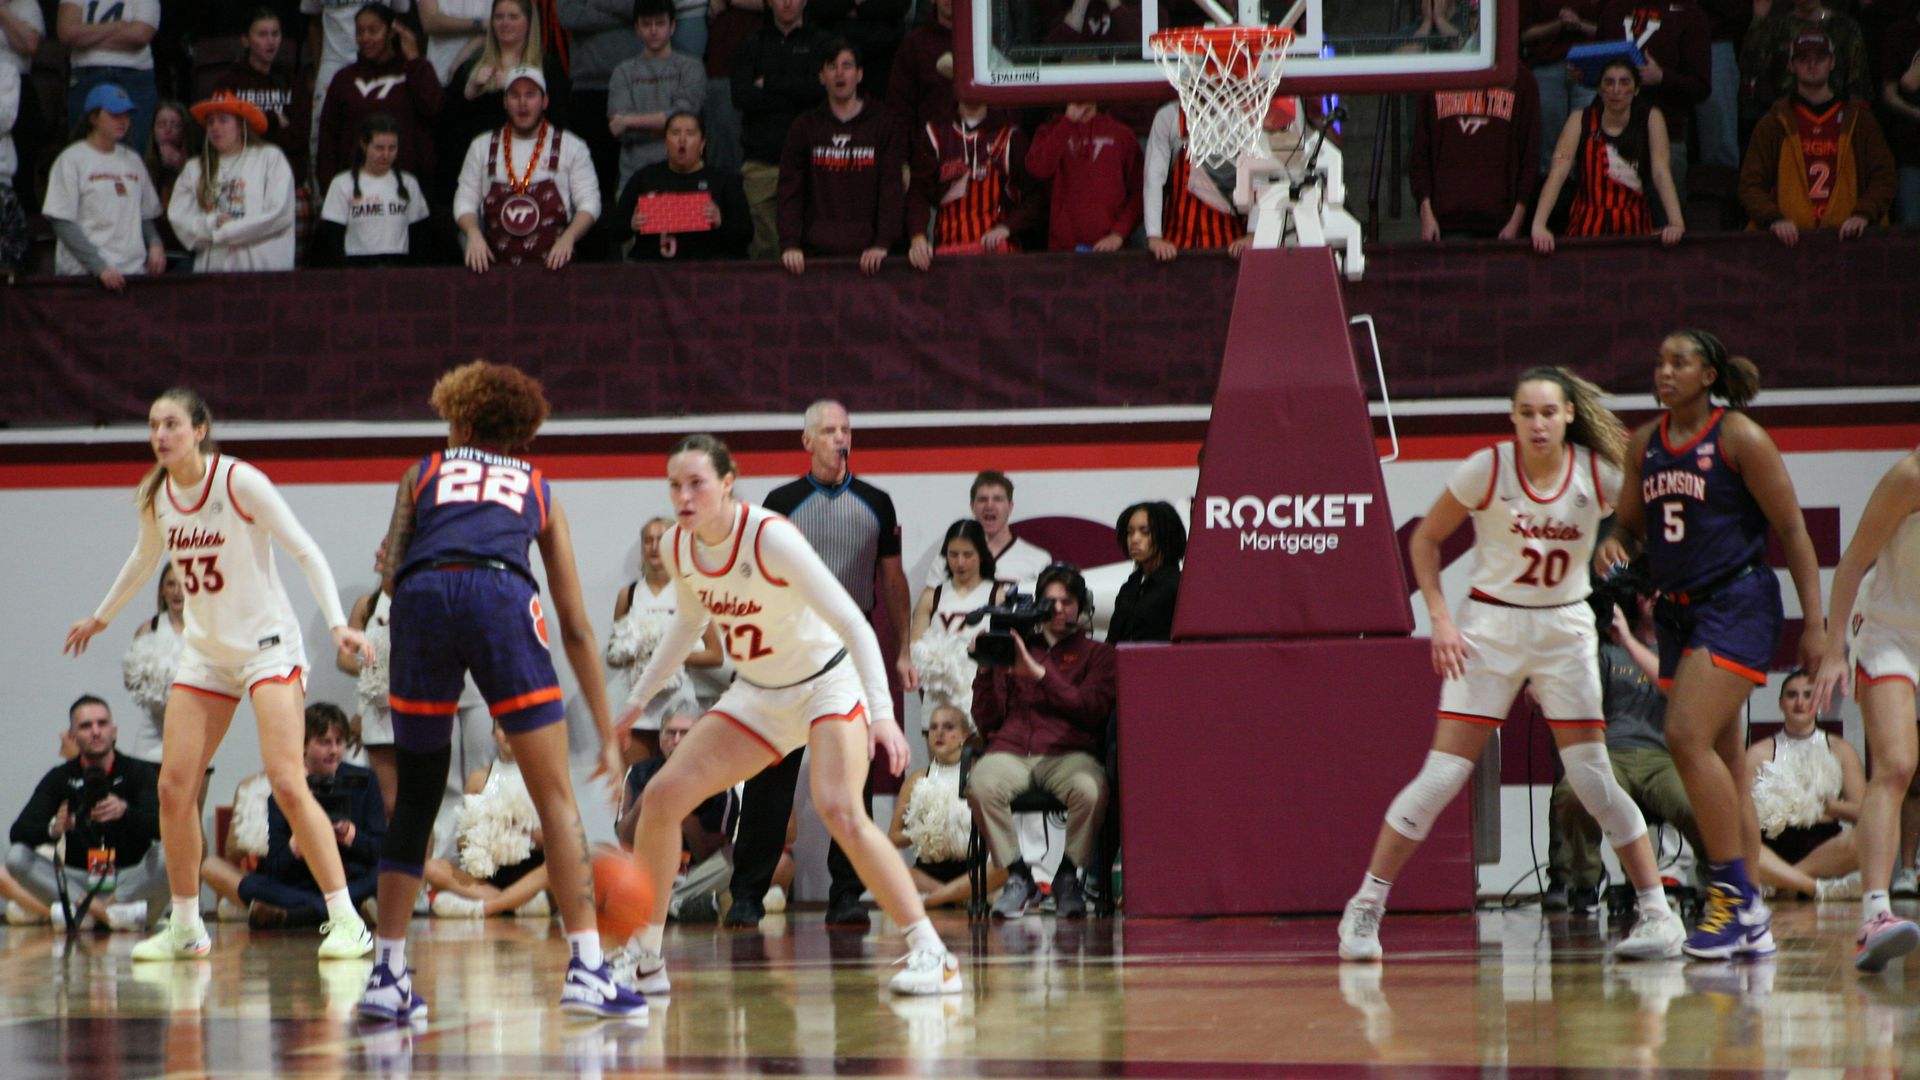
592, 846, 655, 943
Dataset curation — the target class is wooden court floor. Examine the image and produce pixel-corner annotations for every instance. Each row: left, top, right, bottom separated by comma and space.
0, 901, 1914, 1078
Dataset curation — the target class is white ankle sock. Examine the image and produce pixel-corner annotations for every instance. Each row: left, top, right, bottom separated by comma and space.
629, 924, 665, 956
903, 917, 942, 954
378, 937, 407, 972
568, 929, 603, 968
171, 896, 201, 927
1864, 890, 1893, 922
323, 889, 357, 924
1637, 886, 1672, 916
1356, 873, 1391, 908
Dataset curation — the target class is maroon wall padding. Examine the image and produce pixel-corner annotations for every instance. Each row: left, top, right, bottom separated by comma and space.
1175, 247, 1413, 640
3, 230, 1914, 425
1117, 638, 1470, 916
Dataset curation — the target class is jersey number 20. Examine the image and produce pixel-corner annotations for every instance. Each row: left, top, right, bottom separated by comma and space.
436, 460, 530, 513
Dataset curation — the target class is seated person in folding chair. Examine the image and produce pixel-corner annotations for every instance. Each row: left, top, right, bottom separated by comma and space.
617, 709, 739, 923
968, 564, 1116, 919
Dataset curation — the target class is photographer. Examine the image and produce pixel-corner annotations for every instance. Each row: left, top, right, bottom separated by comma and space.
203, 704, 384, 929
969, 564, 1116, 920
7, 695, 166, 930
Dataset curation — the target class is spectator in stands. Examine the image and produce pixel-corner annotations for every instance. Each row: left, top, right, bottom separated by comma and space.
1749, 669, 1864, 898
419, 0, 492, 86
1547, 589, 1704, 913
316, 5, 444, 192
699, 0, 761, 172
57, 0, 160, 155
1740, 0, 1871, 111
1738, 32, 1894, 245
1411, 71, 1541, 241
170, 92, 298, 271
201, 704, 384, 928
1045, 0, 1139, 47
605, 514, 726, 757
907, 98, 1034, 270
888, 0, 952, 130
889, 703, 1000, 907
924, 471, 1052, 596
1520, 0, 1600, 174
119, 562, 185, 765
422, 721, 553, 919
1106, 500, 1184, 644
558, 0, 645, 214
317, 113, 431, 264
306, 1, 417, 179
7, 695, 166, 931
1694, 0, 1747, 184
617, 711, 736, 923
0, 17, 25, 270
43, 85, 166, 290
213, 9, 309, 182
970, 563, 1116, 920
733, 0, 827, 257
1589, 0, 1709, 200
607, 0, 706, 195
453, 65, 600, 269
443, 0, 572, 217
1027, 101, 1142, 253
616, 110, 750, 259
1530, 58, 1684, 252
1144, 99, 1249, 260
810, 0, 906, 99
909, 518, 1003, 718
777, 39, 904, 275
1887, 12, 1920, 225
142, 100, 191, 259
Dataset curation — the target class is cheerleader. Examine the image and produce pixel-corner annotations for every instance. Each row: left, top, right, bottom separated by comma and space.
1813, 447, 1920, 971
616, 434, 963, 997
120, 562, 186, 763
1593, 330, 1828, 960
1339, 367, 1686, 962
908, 518, 1003, 720
356, 360, 640, 1023
887, 703, 1003, 908
65, 388, 373, 963
606, 515, 724, 759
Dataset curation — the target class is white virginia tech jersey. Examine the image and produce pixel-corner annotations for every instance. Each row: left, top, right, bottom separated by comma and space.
154, 455, 304, 666
1860, 509, 1920, 632
1447, 442, 1620, 608
672, 502, 853, 689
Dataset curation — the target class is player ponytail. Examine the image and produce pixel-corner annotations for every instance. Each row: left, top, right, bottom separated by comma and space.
1514, 366, 1628, 470
430, 360, 550, 453
136, 388, 216, 515
1670, 329, 1760, 409
669, 433, 738, 479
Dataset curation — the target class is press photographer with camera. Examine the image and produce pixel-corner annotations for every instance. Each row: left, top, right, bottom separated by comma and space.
202, 704, 384, 929
968, 563, 1116, 920
7, 695, 166, 930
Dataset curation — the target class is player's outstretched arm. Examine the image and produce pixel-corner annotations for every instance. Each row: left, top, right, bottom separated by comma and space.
232, 462, 359, 659
69, 506, 165, 656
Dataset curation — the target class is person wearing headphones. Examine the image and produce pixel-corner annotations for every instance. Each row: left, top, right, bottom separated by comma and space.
967, 563, 1117, 920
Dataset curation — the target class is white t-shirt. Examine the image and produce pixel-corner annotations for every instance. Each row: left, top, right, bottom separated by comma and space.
301, 0, 416, 80
2, 0, 45, 76
59, 0, 158, 70
1445, 442, 1619, 608
321, 168, 428, 255
168, 143, 297, 272
425, 0, 490, 85
925, 533, 1053, 592
43, 140, 159, 275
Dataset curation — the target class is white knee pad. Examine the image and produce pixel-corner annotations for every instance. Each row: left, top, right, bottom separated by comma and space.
1560, 741, 1648, 847
1384, 750, 1475, 842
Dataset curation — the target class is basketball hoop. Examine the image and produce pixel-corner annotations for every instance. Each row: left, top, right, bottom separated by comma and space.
1149, 26, 1294, 170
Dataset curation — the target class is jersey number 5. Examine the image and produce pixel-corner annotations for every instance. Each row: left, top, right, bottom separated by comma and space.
717, 622, 775, 662
176, 555, 224, 594
1662, 502, 1685, 542
436, 459, 530, 513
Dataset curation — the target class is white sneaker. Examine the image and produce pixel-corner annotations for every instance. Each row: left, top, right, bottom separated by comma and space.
513, 892, 551, 919
1892, 865, 1919, 899
763, 885, 788, 914
609, 944, 671, 996
318, 913, 374, 960
1816, 872, 1863, 902
1338, 898, 1384, 962
889, 948, 962, 996
132, 918, 212, 961
1614, 906, 1685, 960
431, 891, 487, 919
5, 901, 48, 925
104, 901, 149, 932
216, 898, 248, 923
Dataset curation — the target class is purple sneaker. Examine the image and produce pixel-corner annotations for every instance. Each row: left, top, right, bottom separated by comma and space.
357, 962, 429, 1025
1683, 883, 1773, 960
560, 958, 649, 1019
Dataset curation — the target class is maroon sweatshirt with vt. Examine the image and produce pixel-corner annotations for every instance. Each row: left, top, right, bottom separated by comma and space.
777, 99, 907, 256
1026, 111, 1142, 251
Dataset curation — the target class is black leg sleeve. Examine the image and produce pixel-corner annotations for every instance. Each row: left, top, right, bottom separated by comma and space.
378, 745, 452, 875
726, 748, 805, 906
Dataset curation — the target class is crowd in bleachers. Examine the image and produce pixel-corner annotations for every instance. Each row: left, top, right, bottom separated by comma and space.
4, 0, 1913, 285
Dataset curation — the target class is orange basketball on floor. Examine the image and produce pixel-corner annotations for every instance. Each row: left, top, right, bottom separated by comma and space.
592, 847, 656, 943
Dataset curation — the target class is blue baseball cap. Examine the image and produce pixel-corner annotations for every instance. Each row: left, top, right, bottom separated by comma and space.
83, 84, 136, 116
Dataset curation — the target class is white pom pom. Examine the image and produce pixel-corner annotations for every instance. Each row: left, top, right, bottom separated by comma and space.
911, 633, 978, 719
457, 762, 539, 879
227, 774, 273, 858
356, 621, 392, 720
902, 770, 971, 862
122, 628, 183, 715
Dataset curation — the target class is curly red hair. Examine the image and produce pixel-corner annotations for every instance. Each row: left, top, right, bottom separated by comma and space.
429, 360, 551, 453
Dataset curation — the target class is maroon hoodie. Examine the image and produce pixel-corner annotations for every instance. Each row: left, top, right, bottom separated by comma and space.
316, 54, 445, 187
1026, 110, 1142, 251
777, 98, 908, 255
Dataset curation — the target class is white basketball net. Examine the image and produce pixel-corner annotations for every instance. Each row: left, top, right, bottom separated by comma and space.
1149, 28, 1294, 170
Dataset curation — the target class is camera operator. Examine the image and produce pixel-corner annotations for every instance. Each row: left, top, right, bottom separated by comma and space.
203, 704, 384, 929
7, 695, 166, 930
968, 564, 1116, 920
